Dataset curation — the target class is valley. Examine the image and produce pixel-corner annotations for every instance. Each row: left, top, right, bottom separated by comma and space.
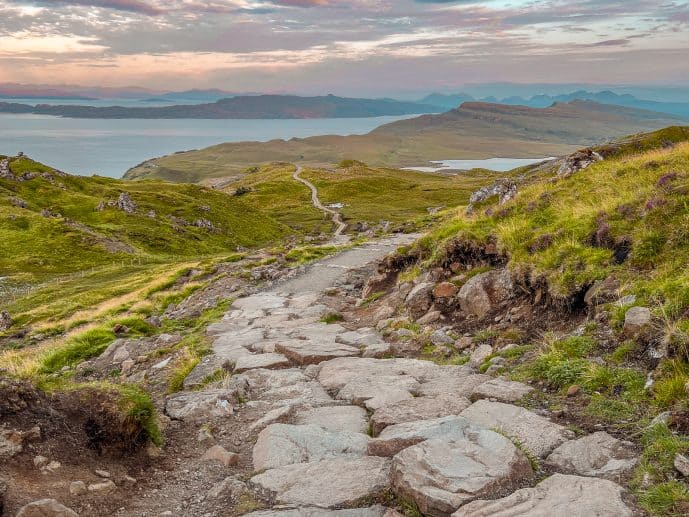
3, 126, 689, 515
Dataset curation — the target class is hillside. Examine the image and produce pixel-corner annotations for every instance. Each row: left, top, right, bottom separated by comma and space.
125, 100, 683, 183
351, 126, 689, 515
0, 94, 439, 119
421, 90, 689, 118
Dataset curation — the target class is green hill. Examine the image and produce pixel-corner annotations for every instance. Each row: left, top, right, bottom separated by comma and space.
0, 155, 292, 284
124, 101, 684, 183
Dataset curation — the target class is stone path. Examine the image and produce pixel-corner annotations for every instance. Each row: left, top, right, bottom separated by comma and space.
168, 234, 639, 516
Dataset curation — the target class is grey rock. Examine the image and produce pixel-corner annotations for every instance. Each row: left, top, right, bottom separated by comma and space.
249, 405, 295, 432
276, 339, 359, 365
253, 424, 369, 470
392, 432, 533, 516
69, 481, 87, 496
545, 431, 637, 480
16, 499, 78, 517
454, 473, 633, 517
369, 416, 477, 457
458, 270, 514, 318
250, 457, 390, 508
624, 306, 651, 337
246, 506, 387, 517
295, 405, 369, 433
405, 282, 434, 317
233, 353, 290, 373
469, 344, 493, 367
0, 310, 12, 331
207, 476, 247, 500
470, 378, 534, 403
165, 388, 241, 421
0, 429, 23, 458
461, 400, 573, 458
431, 330, 454, 346
370, 395, 472, 435
88, 480, 117, 493
417, 310, 443, 325
674, 453, 689, 477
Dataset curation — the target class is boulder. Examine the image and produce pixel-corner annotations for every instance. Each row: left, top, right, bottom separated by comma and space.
253, 424, 369, 470
405, 282, 434, 317
470, 378, 534, 403
544, 431, 638, 480
392, 433, 533, 516
431, 330, 454, 346
16, 499, 78, 517
336, 375, 420, 408
295, 405, 369, 433
461, 400, 573, 458
370, 395, 472, 435
458, 270, 514, 318
250, 457, 390, 508
454, 473, 633, 517
623, 307, 652, 337
675, 453, 689, 477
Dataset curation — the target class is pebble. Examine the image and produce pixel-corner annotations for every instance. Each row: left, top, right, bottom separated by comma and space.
70, 481, 88, 496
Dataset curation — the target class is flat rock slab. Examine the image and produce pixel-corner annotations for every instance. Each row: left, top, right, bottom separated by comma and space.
418, 372, 490, 398
461, 400, 573, 458
246, 507, 387, 517
234, 353, 291, 373
253, 424, 369, 470
370, 395, 472, 435
317, 358, 440, 392
544, 431, 638, 480
295, 405, 369, 433
233, 293, 287, 311
392, 433, 533, 516
453, 473, 634, 517
337, 375, 420, 407
250, 457, 391, 508
470, 378, 533, 403
370, 416, 476, 457
276, 340, 360, 365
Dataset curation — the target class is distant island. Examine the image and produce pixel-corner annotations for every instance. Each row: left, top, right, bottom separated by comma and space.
0, 94, 440, 119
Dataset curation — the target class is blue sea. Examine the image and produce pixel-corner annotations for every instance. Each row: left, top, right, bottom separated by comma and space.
0, 113, 413, 178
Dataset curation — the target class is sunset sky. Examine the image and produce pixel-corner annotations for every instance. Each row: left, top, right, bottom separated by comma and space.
1, 0, 688, 95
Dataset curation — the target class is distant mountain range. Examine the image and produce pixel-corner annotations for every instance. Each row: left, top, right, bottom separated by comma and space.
420, 90, 689, 118
0, 94, 440, 119
125, 100, 684, 182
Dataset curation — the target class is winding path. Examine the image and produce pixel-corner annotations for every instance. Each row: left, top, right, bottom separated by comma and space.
293, 165, 347, 239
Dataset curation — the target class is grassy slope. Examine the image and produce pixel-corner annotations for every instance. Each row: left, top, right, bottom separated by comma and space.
224, 162, 504, 231
411, 126, 689, 515
301, 164, 500, 226
124, 101, 683, 183
0, 156, 291, 284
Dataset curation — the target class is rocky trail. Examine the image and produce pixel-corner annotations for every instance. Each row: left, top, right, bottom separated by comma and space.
122, 233, 640, 517
293, 166, 347, 241
5, 234, 642, 516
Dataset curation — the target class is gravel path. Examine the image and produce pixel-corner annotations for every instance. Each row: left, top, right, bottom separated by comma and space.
293, 166, 347, 240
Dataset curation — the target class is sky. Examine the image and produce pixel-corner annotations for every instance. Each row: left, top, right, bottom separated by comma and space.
0, 0, 688, 96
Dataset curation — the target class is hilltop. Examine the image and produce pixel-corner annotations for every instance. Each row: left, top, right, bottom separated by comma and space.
125, 100, 684, 183
0, 94, 439, 119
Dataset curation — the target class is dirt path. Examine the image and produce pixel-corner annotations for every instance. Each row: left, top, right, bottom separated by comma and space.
293, 165, 347, 240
